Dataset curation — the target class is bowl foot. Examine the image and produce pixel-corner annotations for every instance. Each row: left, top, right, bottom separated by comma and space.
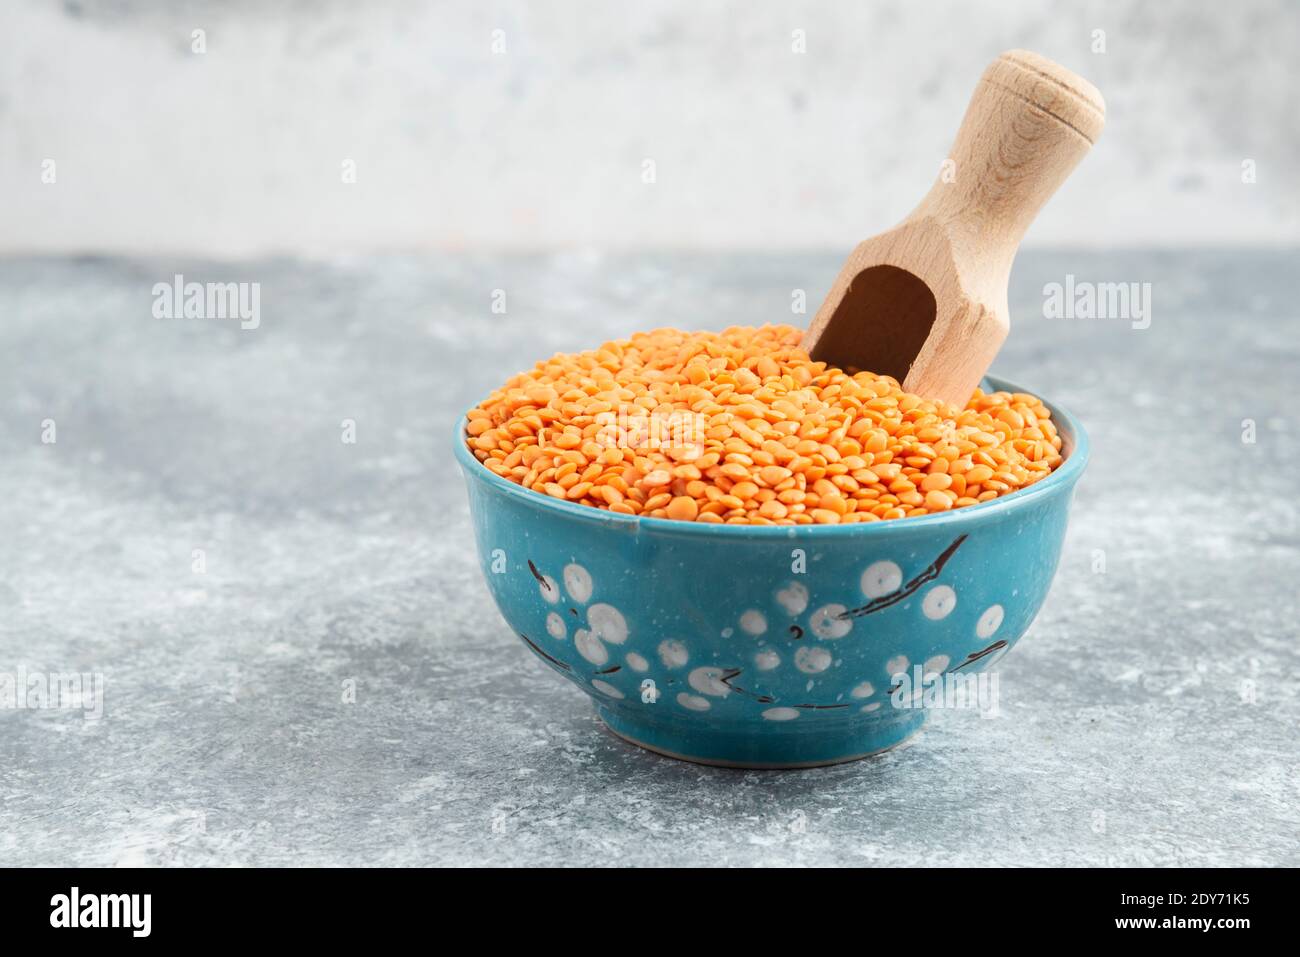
595, 705, 927, 770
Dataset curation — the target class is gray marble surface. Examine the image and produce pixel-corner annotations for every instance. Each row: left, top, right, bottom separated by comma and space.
2, 250, 1297, 867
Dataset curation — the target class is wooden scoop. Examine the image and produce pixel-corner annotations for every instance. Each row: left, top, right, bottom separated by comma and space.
803, 50, 1105, 408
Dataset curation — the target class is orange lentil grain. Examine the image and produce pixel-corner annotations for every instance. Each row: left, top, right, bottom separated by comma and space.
643, 492, 673, 511
665, 495, 699, 521
925, 489, 954, 511
467, 325, 1064, 524
920, 473, 953, 492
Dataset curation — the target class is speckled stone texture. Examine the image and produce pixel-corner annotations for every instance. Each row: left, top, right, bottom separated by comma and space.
2, 250, 1297, 866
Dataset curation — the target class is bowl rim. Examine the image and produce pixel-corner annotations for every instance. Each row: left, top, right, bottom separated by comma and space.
454, 373, 1089, 538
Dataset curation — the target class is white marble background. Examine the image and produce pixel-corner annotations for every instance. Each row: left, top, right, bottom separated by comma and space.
1, 0, 1295, 256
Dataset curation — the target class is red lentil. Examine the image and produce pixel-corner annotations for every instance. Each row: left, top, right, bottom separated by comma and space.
467, 325, 1064, 524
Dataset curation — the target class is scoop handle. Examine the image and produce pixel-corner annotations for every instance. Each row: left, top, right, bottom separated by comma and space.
914, 50, 1105, 258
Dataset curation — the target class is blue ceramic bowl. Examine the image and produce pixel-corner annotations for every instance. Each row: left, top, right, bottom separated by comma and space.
456, 376, 1087, 768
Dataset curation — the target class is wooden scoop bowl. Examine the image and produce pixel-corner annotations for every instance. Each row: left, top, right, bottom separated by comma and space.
803, 50, 1105, 408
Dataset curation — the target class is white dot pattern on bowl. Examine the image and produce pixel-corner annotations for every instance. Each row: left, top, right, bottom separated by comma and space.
762, 707, 800, 722
861, 560, 903, 598
520, 534, 1009, 729
775, 583, 809, 616
574, 630, 608, 666
588, 603, 628, 645
923, 654, 950, 676
810, 604, 852, 640
976, 604, 1005, 638
794, 646, 832, 674
922, 585, 957, 620
563, 563, 593, 604
688, 666, 733, 698
658, 639, 689, 669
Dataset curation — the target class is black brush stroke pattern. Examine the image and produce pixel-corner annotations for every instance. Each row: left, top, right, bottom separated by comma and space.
952, 639, 1008, 672
837, 534, 968, 620
527, 559, 560, 603
518, 632, 572, 673
792, 702, 851, 710
719, 669, 775, 704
